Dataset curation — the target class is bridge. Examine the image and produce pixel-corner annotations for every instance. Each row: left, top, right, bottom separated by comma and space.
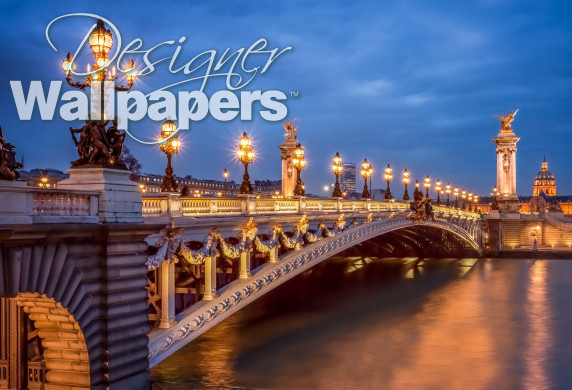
0, 178, 481, 390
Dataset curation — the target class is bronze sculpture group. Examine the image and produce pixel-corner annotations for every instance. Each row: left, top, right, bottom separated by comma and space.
408, 185, 435, 222
69, 120, 126, 168
0, 126, 23, 180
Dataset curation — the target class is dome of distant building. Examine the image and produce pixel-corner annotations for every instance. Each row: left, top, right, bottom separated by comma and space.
533, 156, 556, 196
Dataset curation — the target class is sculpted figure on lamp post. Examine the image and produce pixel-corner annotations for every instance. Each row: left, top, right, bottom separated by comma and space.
69, 120, 127, 168
0, 126, 23, 180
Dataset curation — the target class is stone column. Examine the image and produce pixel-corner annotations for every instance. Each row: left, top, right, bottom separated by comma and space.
239, 250, 251, 279
159, 260, 176, 328
203, 256, 217, 301
278, 137, 298, 198
493, 126, 520, 213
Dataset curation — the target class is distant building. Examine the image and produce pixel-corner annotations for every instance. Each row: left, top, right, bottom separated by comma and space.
19, 169, 68, 188
533, 157, 556, 196
341, 163, 356, 194
138, 174, 239, 196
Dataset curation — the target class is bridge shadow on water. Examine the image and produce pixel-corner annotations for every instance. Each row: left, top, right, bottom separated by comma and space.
151, 252, 478, 389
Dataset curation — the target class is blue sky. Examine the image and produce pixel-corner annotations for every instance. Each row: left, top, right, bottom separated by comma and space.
1, 0, 571, 196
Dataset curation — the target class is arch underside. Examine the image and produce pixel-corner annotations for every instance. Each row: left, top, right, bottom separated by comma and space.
16, 293, 90, 390
149, 218, 481, 366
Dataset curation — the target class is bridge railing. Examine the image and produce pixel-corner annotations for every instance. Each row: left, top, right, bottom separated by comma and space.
142, 193, 481, 219
0, 184, 100, 224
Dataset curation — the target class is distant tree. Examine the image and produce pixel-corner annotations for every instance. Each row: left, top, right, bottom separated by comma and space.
121, 145, 142, 181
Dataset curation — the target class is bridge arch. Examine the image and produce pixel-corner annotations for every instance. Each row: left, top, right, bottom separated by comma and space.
1, 224, 155, 390
15, 293, 90, 389
149, 218, 481, 366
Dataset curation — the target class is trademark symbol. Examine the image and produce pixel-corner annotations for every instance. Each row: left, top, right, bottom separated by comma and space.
290, 91, 300, 97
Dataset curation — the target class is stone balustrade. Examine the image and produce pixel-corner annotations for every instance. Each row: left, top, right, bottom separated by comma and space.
142, 192, 481, 219
0, 182, 99, 224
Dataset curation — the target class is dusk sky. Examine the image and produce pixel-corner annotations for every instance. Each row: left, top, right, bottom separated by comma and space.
1, 0, 571, 196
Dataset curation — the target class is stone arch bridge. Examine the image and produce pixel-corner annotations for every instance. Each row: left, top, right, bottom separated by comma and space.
0, 185, 481, 389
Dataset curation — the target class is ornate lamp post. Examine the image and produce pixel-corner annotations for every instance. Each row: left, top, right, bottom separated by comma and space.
424, 175, 431, 197
402, 169, 410, 201
61, 20, 137, 120
454, 187, 459, 208
461, 190, 467, 210
474, 195, 479, 213
223, 168, 228, 182
237, 132, 254, 194
435, 179, 442, 204
468, 193, 473, 212
293, 143, 306, 196
360, 159, 372, 199
414, 180, 420, 198
331, 152, 343, 198
384, 164, 393, 200
158, 120, 181, 192
445, 183, 451, 206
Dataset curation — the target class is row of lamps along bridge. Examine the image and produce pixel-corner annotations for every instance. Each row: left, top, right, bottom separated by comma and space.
59, 20, 480, 210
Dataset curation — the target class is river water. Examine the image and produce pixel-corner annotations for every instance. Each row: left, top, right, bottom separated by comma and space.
151, 257, 572, 390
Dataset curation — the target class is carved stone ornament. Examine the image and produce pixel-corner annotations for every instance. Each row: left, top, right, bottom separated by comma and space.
0, 126, 23, 180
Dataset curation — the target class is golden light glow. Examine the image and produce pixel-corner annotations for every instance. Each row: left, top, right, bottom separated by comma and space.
332, 152, 343, 175
435, 179, 442, 192
384, 164, 392, 182
361, 159, 372, 179
159, 120, 181, 155
293, 143, 306, 170
454, 187, 459, 197
424, 175, 430, 189
403, 169, 410, 184
445, 183, 451, 194
88, 20, 113, 61
62, 53, 76, 75
237, 132, 254, 164
462, 190, 466, 199
223, 169, 228, 179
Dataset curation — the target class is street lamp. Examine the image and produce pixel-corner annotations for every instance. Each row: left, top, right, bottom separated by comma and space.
445, 183, 451, 206
237, 132, 254, 194
384, 164, 393, 200
461, 190, 467, 210
293, 143, 306, 196
435, 179, 442, 204
474, 195, 479, 213
468, 193, 473, 212
402, 169, 410, 201
424, 175, 430, 197
454, 187, 459, 208
361, 159, 372, 199
223, 168, 228, 182
158, 120, 181, 192
61, 20, 137, 120
331, 152, 343, 198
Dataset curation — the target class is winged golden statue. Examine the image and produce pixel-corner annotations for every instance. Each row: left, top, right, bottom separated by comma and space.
498, 109, 519, 132
283, 118, 298, 140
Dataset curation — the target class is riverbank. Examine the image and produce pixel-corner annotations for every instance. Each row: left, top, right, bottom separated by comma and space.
485, 249, 572, 259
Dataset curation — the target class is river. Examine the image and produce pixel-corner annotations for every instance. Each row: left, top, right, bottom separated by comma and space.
151, 257, 572, 389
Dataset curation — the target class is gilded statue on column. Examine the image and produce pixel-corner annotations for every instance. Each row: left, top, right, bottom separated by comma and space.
498, 109, 519, 132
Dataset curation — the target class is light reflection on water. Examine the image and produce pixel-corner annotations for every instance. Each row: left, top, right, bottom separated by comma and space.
152, 258, 572, 390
